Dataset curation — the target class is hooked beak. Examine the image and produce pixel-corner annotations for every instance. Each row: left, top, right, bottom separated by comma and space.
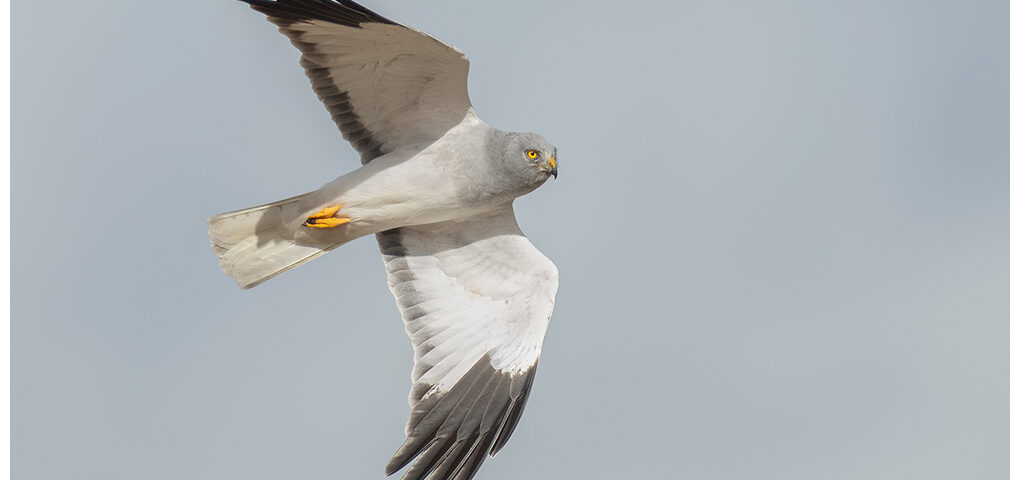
548, 156, 558, 179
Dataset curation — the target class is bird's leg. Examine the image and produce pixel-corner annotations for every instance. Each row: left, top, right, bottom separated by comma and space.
303, 205, 350, 228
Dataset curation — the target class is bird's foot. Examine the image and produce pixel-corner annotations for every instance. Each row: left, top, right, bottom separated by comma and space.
303, 205, 350, 228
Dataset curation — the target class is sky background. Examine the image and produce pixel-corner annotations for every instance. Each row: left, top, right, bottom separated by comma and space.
12, 1, 1007, 479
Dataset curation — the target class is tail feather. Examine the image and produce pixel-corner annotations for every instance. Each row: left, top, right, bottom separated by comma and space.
208, 193, 341, 289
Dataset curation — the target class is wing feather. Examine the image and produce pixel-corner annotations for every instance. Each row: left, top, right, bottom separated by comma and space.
239, 0, 472, 163
378, 207, 558, 480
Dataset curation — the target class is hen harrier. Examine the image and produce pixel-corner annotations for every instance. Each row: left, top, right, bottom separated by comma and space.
207, 1, 559, 479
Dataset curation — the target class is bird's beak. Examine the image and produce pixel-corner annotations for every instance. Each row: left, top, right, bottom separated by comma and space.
548, 156, 558, 179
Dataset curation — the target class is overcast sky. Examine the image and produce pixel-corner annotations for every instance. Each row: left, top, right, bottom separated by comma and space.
13, 1, 1006, 479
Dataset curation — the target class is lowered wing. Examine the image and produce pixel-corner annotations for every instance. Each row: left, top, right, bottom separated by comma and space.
377, 206, 558, 480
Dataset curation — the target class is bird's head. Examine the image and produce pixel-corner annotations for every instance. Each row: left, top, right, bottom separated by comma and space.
483, 130, 558, 198
506, 132, 558, 182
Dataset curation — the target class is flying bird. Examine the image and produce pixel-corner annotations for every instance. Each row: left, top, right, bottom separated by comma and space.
207, 1, 559, 479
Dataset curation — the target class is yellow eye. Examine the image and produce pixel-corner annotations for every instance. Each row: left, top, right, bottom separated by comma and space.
526, 150, 539, 159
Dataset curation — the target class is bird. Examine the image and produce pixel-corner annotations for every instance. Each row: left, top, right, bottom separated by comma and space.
206, 1, 560, 479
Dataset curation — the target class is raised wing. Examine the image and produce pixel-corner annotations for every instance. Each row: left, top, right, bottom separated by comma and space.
240, 0, 473, 163
377, 207, 558, 480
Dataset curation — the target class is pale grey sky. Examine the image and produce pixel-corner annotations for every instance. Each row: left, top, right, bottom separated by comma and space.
13, 1, 1006, 479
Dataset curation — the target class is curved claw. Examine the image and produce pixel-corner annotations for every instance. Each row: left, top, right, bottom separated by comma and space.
304, 217, 350, 228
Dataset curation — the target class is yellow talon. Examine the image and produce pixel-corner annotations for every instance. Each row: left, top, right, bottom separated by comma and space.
303, 217, 350, 228
307, 205, 343, 219
303, 204, 349, 228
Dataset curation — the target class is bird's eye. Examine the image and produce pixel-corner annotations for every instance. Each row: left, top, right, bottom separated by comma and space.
526, 150, 539, 159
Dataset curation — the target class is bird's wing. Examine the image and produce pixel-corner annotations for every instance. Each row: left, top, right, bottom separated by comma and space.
241, 0, 472, 163
377, 206, 558, 480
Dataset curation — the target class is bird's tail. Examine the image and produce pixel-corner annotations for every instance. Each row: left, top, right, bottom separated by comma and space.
207, 193, 344, 289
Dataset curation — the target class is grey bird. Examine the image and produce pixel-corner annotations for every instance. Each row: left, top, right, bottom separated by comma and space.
206, 1, 560, 480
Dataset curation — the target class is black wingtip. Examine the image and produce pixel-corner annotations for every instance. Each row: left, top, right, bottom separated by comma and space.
387, 357, 541, 480
238, 0, 398, 28
489, 366, 537, 456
